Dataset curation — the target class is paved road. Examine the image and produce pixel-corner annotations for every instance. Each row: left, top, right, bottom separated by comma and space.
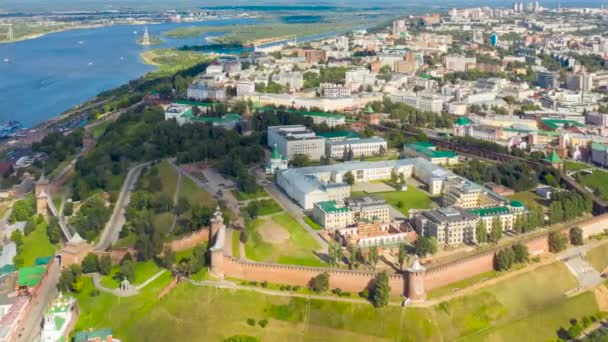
95, 162, 150, 251
559, 244, 605, 289
15, 260, 60, 342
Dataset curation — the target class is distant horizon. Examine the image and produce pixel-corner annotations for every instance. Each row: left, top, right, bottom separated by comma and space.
0, 0, 604, 13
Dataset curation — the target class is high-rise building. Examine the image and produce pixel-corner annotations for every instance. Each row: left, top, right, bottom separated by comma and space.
536, 70, 559, 89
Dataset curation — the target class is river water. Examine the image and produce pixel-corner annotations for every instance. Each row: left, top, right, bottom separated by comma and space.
0, 18, 263, 127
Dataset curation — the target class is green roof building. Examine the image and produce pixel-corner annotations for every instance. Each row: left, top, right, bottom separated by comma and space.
404, 142, 458, 165
454, 117, 471, 126
317, 131, 359, 141
543, 151, 563, 169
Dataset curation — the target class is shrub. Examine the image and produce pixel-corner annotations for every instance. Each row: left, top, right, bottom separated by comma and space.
359, 289, 370, 299
309, 272, 329, 293
261, 281, 268, 288
89, 289, 100, 297
246, 318, 256, 326
258, 319, 268, 328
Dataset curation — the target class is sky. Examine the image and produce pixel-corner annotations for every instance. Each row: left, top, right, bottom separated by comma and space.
0, 0, 604, 13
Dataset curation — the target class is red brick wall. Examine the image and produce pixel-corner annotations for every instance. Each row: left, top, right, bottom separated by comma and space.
223, 256, 405, 296
424, 234, 551, 291
167, 229, 209, 252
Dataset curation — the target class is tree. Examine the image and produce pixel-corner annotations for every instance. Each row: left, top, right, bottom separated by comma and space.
10, 230, 23, 247
414, 237, 438, 257
328, 243, 343, 265
512, 243, 529, 263
309, 272, 329, 293
348, 245, 358, 269
10, 195, 36, 223
397, 244, 407, 270
290, 154, 309, 167
160, 246, 175, 268
245, 201, 260, 219
549, 231, 568, 253
174, 196, 191, 216
372, 272, 390, 308
24, 217, 37, 236
369, 246, 379, 269
569, 227, 584, 246
549, 201, 564, 225
239, 230, 249, 244
99, 255, 112, 275
63, 201, 74, 216
119, 260, 136, 282
476, 220, 487, 244
489, 218, 502, 243
343, 171, 355, 186
81, 253, 99, 273
46, 217, 62, 244
495, 248, 515, 271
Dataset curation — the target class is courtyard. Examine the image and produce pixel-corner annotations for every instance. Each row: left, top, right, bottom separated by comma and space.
244, 213, 327, 267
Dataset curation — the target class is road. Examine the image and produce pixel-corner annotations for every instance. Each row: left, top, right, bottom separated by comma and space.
559, 242, 605, 289
95, 162, 150, 251
15, 260, 60, 342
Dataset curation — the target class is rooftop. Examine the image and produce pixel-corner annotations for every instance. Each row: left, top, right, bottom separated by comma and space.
468, 206, 511, 217
315, 201, 350, 213
317, 131, 359, 139
17, 265, 46, 287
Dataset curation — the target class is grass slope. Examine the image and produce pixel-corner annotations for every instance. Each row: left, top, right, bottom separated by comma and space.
587, 243, 608, 273
75, 261, 599, 342
18, 220, 57, 267
99, 260, 162, 289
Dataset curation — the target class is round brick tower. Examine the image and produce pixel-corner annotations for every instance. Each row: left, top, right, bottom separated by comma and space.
407, 258, 426, 301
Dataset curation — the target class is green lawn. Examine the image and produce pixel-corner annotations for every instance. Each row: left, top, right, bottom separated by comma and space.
304, 216, 323, 231
587, 243, 608, 273
90, 121, 110, 139
100, 260, 162, 289
16, 220, 57, 268
180, 176, 216, 207
577, 170, 608, 201
257, 199, 282, 216
157, 161, 179, 196
245, 213, 325, 267
74, 261, 600, 342
152, 212, 174, 235
427, 270, 499, 299
564, 160, 593, 172
508, 190, 549, 210
232, 188, 268, 201
372, 187, 432, 216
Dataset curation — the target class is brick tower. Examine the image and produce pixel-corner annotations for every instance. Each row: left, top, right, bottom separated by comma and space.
35, 175, 49, 215
406, 258, 426, 301
209, 206, 225, 279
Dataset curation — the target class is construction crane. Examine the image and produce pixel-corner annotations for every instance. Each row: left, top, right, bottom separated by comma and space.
0, 24, 13, 41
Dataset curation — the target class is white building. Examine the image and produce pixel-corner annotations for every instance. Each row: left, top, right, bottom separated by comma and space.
345, 68, 376, 91
267, 125, 326, 161
320, 83, 352, 98
272, 72, 304, 91
312, 197, 390, 230
236, 81, 256, 97
326, 137, 388, 159
277, 158, 455, 209
164, 104, 192, 123
444, 54, 476, 72
390, 92, 444, 113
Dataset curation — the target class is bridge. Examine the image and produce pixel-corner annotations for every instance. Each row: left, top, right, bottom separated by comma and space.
36, 176, 73, 240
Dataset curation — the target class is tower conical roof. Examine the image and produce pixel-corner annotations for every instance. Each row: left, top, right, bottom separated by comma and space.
271, 144, 280, 159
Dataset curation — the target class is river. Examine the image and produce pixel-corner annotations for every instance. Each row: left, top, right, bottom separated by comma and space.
0, 18, 263, 128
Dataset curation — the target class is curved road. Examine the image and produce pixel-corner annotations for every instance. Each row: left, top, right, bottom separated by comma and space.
95, 162, 150, 251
